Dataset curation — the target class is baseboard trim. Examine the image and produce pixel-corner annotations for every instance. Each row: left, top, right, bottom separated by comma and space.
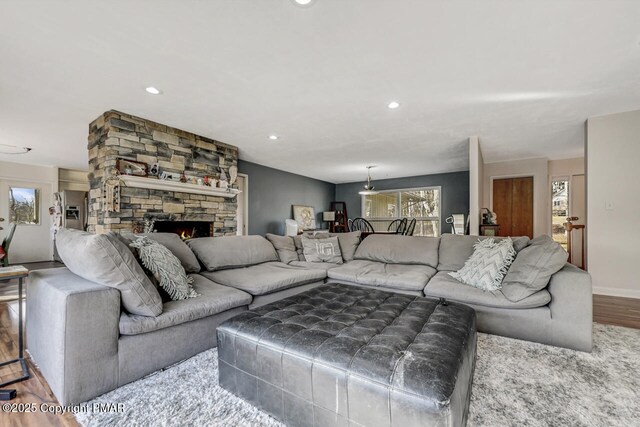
593, 287, 640, 299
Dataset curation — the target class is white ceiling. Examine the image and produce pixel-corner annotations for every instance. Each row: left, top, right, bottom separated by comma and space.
1, 0, 639, 183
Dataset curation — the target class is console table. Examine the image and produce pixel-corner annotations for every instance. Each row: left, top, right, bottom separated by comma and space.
0, 265, 30, 386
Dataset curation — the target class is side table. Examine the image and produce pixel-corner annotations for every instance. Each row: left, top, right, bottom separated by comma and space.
0, 265, 30, 386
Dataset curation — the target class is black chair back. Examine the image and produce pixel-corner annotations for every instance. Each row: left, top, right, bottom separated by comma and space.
350, 218, 374, 233
387, 218, 408, 234
404, 218, 417, 236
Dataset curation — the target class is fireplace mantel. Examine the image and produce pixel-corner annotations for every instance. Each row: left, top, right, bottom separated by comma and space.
119, 175, 241, 198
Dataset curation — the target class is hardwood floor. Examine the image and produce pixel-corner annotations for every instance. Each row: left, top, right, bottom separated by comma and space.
593, 294, 640, 329
0, 264, 638, 427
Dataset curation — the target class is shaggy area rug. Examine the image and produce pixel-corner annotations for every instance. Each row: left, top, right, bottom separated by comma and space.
75, 323, 640, 427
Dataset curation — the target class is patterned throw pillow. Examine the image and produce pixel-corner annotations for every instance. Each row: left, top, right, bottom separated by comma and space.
449, 238, 516, 291
130, 237, 199, 300
301, 236, 343, 264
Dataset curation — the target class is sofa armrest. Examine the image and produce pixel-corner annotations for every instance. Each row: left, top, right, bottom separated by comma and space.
547, 263, 593, 351
27, 268, 121, 405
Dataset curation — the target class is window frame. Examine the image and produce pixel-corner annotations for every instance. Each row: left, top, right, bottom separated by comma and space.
8, 186, 41, 226
360, 186, 442, 236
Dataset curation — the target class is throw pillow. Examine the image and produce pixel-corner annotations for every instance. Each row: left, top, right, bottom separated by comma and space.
449, 237, 516, 291
120, 232, 201, 273
265, 234, 298, 264
501, 235, 568, 302
301, 236, 343, 264
129, 237, 199, 300
55, 228, 163, 317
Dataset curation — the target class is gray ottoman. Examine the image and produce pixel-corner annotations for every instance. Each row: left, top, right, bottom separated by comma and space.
217, 283, 477, 427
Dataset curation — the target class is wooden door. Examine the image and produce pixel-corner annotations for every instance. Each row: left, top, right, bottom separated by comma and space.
492, 178, 513, 236
492, 177, 534, 238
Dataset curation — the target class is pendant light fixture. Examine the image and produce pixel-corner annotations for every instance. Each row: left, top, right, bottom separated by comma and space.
358, 166, 379, 195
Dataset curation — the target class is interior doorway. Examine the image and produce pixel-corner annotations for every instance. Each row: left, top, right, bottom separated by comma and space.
492, 176, 534, 238
551, 174, 585, 268
0, 179, 53, 263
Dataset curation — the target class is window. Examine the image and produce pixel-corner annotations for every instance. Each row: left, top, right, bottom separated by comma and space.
9, 187, 40, 225
362, 187, 440, 236
551, 179, 569, 250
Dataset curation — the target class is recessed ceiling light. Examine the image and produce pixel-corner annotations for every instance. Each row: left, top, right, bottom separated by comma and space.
292, 0, 314, 7
269, 135, 279, 140
387, 101, 400, 109
145, 86, 161, 95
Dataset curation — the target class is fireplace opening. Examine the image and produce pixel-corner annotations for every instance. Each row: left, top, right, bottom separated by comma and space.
154, 221, 213, 240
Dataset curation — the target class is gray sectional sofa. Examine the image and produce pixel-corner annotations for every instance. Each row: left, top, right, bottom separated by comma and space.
27, 230, 592, 406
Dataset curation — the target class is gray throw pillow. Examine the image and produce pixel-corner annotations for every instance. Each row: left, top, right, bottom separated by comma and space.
129, 237, 199, 300
330, 231, 361, 261
449, 238, 516, 291
301, 236, 343, 264
56, 228, 163, 317
120, 232, 201, 273
302, 231, 362, 262
501, 235, 568, 302
265, 234, 298, 264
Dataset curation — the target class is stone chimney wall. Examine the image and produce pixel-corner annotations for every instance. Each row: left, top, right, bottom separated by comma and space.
87, 110, 239, 234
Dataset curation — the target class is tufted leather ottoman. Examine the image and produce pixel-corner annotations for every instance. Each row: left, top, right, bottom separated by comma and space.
217, 283, 477, 427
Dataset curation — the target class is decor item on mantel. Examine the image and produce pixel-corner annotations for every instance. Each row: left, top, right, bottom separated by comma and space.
292, 205, 316, 230
219, 169, 228, 189
358, 165, 379, 195
87, 110, 239, 235
229, 166, 238, 185
103, 169, 120, 213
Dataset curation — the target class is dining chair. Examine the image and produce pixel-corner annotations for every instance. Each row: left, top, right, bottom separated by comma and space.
1, 223, 17, 267
350, 218, 374, 233
404, 218, 417, 236
387, 218, 408, 234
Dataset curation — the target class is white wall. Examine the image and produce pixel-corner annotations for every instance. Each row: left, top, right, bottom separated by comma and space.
483, 158, 550, 237
0, 160, 58, 262
468, 136, 484, 235
587, 109, 640, 298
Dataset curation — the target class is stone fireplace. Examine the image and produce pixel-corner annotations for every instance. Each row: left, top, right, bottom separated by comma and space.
87, 110, 239, 235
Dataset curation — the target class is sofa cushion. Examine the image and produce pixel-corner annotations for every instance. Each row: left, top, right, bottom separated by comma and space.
354, 235, 440, 268
188, 235, 278, 271
437, 234, 530, 272
501, 235, 568, 302
55, 228, 162, 317
265, 233, 298, 264
327, 259, 436, 292
119, 274, 251, 335
120, 232, 201, 273
200, 262, 327, 296
301, 236, 343, 264
425, 271, 551, 309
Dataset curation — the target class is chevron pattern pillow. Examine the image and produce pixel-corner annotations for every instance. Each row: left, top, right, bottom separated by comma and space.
449, 237, 516, 291
130, 236, 199, 300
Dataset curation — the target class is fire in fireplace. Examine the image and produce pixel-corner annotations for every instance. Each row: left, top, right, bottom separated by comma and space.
154, 221, 213, 240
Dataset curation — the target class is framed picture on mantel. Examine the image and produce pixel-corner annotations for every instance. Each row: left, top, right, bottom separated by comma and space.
292, 205, 316, 230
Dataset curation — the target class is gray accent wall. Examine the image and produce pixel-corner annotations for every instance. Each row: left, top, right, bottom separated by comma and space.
238, 160, 336, 236
335, 171, 470, 235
